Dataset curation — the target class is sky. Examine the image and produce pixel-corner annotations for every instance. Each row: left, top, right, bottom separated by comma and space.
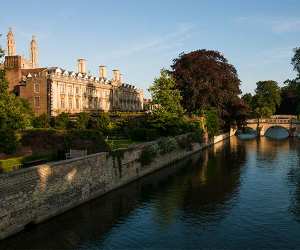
1, 0, 299, 98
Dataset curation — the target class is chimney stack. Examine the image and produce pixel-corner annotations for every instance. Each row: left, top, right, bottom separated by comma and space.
77, 59, 86, 74
112, 69, 120, 82
99, 65, 107, 78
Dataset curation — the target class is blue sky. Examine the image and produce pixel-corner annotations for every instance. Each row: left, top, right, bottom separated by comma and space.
1, 0, 299, 97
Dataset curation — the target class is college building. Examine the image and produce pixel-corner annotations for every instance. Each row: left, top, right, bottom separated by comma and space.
2, 28, 144, 116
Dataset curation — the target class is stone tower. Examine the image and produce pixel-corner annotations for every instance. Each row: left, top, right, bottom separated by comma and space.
7, 27, 16, 56
30, 35, 38, 68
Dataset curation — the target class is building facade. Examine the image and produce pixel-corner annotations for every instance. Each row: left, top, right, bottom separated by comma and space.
3, 28, 143, 116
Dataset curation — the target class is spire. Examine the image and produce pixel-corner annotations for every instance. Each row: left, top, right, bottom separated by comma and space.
7, 27, 16, 56
30, 35, 38, 68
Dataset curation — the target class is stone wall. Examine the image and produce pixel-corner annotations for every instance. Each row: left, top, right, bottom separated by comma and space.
0, 132, 232, 240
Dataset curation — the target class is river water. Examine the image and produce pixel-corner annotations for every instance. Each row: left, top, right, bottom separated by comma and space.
1, 137, 300, 249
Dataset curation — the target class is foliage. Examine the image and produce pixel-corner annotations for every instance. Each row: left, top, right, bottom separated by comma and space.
253, 80, 281, 118
64, 129, 109, 154
129, 127, 159, 141
277, 79, 300, 115
0, 129, 18, 154
292, 47, 300, 76
171, 49, 241, 127
75, 112, 90, 129
90, 112, 111, 133
149, 69, 184, 117
139, 144, 159, 165
158, 137, 178, 154
204, 108, 220, 137
32, 113, 50, 128
0, 156, 23, 173
54, 112, 71, 129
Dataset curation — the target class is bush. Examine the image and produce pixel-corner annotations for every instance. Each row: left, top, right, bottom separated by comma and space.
0, 129, 18, 154
65, 129, 109, 154
21, 129, 66, 154
191, 129, 204, 143
54, 112, 71, 129
204, 109, 219, 138
75, 112, 90, 129
32, 113, 50, 128
158, 137, 178, 154
129, 128, 159, 141
89, 112, 111, 134
139, 144, 159, 165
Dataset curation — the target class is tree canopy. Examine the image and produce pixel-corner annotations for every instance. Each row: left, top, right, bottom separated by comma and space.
149, 69, 184, 118
253, 80, 281, 118
171, 50, 241, 115
292, 47, 300, 76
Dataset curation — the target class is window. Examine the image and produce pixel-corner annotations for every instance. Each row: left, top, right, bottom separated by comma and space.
76, 98, 80, 109
34, 96, 40, 108
61, 97, 65, 109
60, 84, 65, 94
76, 87, 80, 95
69, 98, 72, 109
68, 86, 73, 96
34, 83, 40, 93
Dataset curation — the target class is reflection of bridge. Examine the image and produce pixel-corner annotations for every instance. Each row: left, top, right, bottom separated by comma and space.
246, 115, 300, 137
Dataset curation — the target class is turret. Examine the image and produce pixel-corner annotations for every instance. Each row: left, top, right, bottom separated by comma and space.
7, 27, 16, 56
99, 65, 107, 78
30, 35, 38, 68
77, 59, 86, 74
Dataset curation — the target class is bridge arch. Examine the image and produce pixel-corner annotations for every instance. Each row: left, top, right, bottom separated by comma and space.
263, 125, 289, 138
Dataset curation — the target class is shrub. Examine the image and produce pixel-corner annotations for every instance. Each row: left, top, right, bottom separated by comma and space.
32, 113, 50, 128
139, 144, 159, 165
158, 137, 178, 154
65, 129, 109, 154
54, 112, 71, 129
89, 112, 111, 134
204, 109, 219, 138
191, 129, 204, 143
129, 128, 159, 141
75, 112, 90, 129
0, 129, 18, 154
21, 129, 65, 154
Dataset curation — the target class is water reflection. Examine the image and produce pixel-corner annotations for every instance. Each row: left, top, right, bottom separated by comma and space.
2, 138, 300, 249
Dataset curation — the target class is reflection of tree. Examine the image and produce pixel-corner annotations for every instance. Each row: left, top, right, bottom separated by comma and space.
255, 137, 293, 163
287, 143, 300, 221
180, 138, 245, 223
0, 139, 245, 249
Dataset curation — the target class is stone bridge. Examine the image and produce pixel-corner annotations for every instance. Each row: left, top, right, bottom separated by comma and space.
246, 115, 300, 137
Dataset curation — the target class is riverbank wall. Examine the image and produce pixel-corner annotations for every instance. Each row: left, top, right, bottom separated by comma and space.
0, 130, 235, 240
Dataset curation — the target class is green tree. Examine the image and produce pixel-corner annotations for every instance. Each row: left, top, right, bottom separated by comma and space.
253, 80, 281, 118
292, 47, 300, 76
75, 112, 90, 129
54, 112, 71, 129
91, 112, 111, 134
204, 108, 219, 137
0, 43, 33, 153
32, 113, 50, 128
149, 69, 184, 118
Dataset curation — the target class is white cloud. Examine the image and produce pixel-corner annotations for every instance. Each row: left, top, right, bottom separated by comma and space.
235, 16, 300, 33
111, 23, 194, 58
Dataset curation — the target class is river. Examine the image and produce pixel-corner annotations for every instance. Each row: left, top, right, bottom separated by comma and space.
1, 136, 300, 249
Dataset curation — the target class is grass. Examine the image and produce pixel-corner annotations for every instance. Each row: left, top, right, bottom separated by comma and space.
106, 139, 136, 150
0, 153, 57, 173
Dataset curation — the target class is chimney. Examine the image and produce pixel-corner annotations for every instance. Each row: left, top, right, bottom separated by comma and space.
77, 59, 86, 74
99, 65, 107, 78
112, 69, 120, 82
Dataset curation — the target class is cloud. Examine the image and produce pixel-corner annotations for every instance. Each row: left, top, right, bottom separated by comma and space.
111, 23, 194, 58
235, 16, 300, 33
272, 19, 300, 33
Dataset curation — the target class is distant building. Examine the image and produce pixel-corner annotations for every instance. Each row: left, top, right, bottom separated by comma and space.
3, 28, 143, 116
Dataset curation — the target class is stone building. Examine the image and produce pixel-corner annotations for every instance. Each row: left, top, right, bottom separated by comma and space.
2, 28, 143, 116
